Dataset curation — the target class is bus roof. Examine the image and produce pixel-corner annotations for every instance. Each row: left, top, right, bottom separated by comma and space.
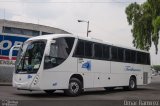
27, 34, 149, 53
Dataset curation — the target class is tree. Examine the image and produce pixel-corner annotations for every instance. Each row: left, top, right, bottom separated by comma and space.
125, 0, 160, 54
152, 65, 160, 72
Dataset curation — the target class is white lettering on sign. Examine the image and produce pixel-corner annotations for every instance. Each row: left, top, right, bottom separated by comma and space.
0, 40, 23, 50
0, 59, 15, 65
14, 41, 23, 46
0, 40, 12, 50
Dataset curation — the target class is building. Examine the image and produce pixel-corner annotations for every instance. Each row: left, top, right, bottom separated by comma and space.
0, 19, 70, 83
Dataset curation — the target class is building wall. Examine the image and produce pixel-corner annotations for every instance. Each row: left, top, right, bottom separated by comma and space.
0, 19, 70, 34
0, 66, 14, 82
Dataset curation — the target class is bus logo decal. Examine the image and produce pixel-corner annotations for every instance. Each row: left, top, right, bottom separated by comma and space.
82, 61, 91, 71
125, 66, 141, 71
53, 82, 57, 86
27, 75, 32, 79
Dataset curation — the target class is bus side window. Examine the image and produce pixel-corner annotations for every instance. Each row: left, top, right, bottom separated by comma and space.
125, 49, 131, 63
130, 50, 136, 63
84, 41, 93, 58
103, 45, 110, 60
141, 53, 147, 64
64, 37, 75, 55
137, 52, 141, 64
117, 48, 124, 62
111, 46, 117, 61
94, 43, 103, 59
146, 53, 150, 65
74, 40, 85, 57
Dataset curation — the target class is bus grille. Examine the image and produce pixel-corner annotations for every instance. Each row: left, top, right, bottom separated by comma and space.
143, 72, 148, 84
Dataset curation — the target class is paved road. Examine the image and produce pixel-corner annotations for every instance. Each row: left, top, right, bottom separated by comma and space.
0, 76, 160, 106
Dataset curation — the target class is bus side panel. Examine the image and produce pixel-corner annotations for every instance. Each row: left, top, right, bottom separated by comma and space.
92, 60, 110, 87
39, 57, 77, 90
133, 64, 143, 85
39, 72, 72, 90
110, 62, 131, 86
110, 62, 144, 87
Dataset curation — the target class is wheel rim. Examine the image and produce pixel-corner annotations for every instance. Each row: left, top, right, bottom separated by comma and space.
130, 80, 135, 88
70, 82, 79, 93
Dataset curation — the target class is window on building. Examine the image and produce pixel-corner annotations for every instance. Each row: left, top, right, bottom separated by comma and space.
3, 26, 40, 36
42, 32, 53, 35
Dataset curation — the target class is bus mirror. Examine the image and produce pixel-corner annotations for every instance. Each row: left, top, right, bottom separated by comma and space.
9, 45, 21, 60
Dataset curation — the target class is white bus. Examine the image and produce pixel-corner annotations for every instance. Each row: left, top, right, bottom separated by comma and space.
9, 34, 151, 96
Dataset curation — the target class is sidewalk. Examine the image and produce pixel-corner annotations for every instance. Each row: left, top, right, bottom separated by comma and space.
0, 82, 11, 86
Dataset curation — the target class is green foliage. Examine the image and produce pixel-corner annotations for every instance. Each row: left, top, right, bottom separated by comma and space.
125, 0, 160, 54
152, 65, 160, 71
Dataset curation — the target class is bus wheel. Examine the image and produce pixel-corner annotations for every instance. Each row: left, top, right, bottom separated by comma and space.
128, 77, 137, 90
64, 78, 82, 96
124, 77, 137, 91
44, 90, 56, 95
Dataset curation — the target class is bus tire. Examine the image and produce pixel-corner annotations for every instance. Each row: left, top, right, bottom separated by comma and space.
44, 90, 56, 95
64, 78, 82, 96
129, 77, 137, 90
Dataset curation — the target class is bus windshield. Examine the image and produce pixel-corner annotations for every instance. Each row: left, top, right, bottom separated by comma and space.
15, 40, 46, 74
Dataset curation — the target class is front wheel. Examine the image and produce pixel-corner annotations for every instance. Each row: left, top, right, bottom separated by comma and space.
64, 78, 83, 96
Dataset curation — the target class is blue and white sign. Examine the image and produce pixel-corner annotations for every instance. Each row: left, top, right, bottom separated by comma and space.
0, 35, 28, 57
82, 61, 91, 71
0, 35, 28, 65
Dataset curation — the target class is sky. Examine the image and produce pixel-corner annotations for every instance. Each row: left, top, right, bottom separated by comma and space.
0, 0, 159, 65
